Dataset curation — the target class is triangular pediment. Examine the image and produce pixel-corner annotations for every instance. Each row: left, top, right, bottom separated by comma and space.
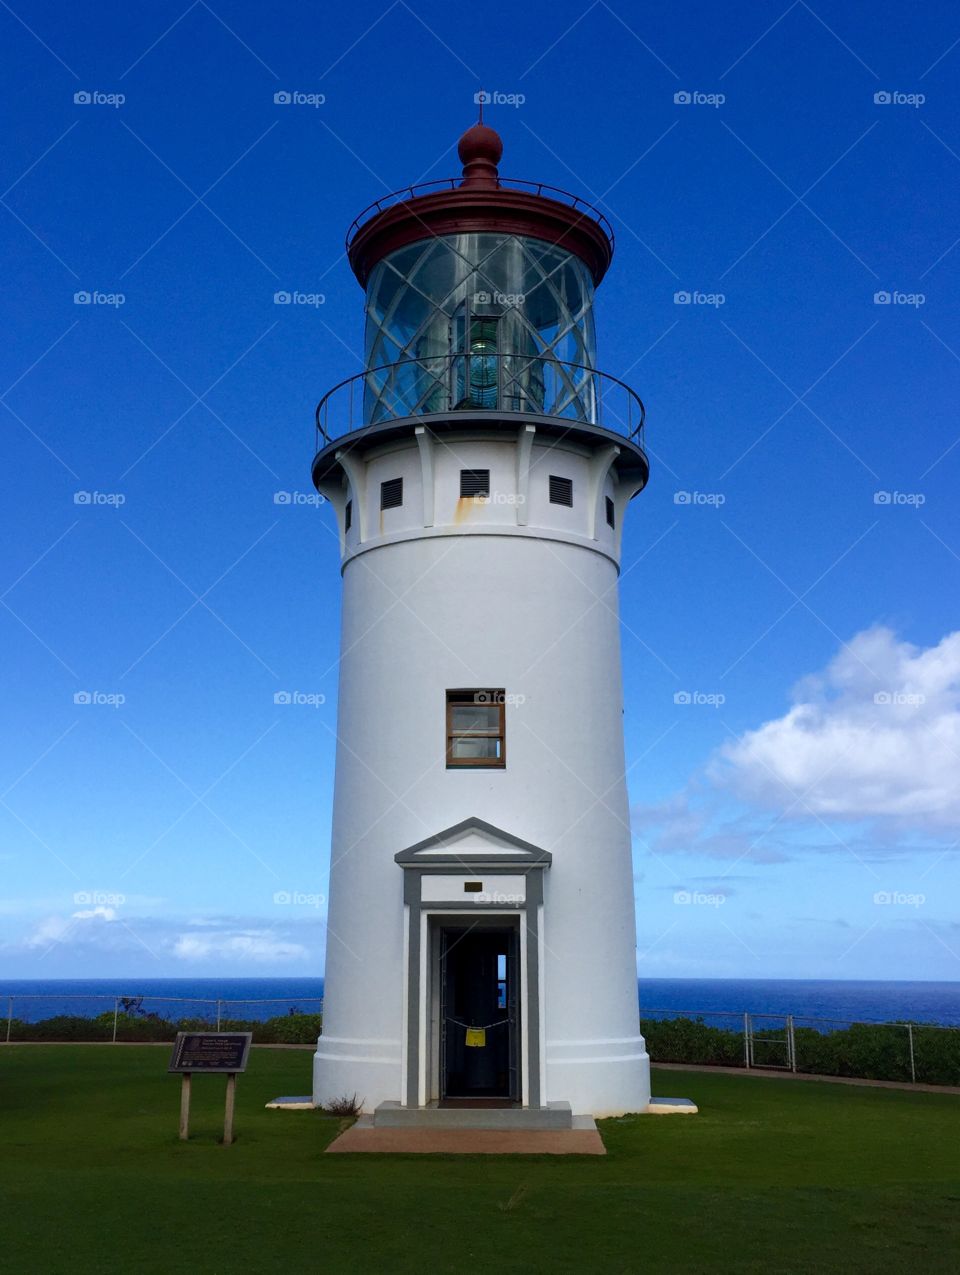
394, 817, 551, 866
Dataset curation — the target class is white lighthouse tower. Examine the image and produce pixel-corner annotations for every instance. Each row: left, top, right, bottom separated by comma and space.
311, 118, 652, 1120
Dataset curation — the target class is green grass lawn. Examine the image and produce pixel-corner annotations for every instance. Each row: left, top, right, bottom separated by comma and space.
1, 1046, 958, 1274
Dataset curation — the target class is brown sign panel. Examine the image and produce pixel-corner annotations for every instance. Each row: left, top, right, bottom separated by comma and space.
168, 1031, 252, 1073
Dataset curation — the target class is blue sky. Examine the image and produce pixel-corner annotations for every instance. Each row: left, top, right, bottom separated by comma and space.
2, 0, 959, 981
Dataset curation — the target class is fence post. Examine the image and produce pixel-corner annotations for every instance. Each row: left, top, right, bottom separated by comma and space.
907, 1023, 916, 1083
788, 1015, 797, 1072
6, 996, 12, 1044
216, 1000, 222, 1032
112, 998, 119, 1044
743, 1012, 750, 1069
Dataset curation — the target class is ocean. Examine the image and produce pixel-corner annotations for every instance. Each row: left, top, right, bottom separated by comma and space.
2, 977, 960, 1028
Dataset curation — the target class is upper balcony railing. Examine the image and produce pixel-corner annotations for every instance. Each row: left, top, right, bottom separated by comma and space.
345, 178, 616, 254
314, 353, 645, 451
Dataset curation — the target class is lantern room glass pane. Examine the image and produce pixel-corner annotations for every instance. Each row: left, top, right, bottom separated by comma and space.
362, 233, 599, 424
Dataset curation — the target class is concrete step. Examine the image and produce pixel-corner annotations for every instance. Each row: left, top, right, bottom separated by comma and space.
374, 1099, 574, 1130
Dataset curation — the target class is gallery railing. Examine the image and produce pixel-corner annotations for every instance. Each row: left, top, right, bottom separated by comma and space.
314, 354, 646, 449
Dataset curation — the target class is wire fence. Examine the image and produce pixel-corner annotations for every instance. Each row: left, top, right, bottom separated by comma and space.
639, 1006, 960, 1086
4, 995, 960, 1086
3, 994, 324, 1044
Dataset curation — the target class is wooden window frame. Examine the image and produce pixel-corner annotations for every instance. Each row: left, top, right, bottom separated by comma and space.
445, 689, 506, 769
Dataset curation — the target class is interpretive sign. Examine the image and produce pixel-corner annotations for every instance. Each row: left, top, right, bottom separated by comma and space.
168, 1031, 252, 1074
168, 1032, 252, 1143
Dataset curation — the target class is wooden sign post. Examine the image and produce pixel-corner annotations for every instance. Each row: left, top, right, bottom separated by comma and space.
168, 1031, 252, 1144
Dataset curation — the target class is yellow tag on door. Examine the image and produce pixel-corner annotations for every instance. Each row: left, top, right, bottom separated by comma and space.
465, 1027, 486, 1048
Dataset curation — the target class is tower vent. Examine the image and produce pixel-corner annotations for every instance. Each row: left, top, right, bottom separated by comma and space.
380, 477, 403, 510
549, 475, 573, 507
460, 469, 490, 498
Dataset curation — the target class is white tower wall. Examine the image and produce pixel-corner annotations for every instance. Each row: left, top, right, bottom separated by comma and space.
314, 429, 650, 1115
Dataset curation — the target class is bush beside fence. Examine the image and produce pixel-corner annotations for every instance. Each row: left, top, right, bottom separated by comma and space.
6, 1011, 323, 1045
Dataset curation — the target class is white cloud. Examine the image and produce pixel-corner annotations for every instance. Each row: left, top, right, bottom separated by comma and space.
714, 627, 960, 824
171, 930, 308, 963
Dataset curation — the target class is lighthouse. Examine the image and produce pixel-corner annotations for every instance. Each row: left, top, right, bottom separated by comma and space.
311, 118, 652, 1120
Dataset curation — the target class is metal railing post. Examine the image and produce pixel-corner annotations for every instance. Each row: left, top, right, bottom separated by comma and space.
217, 1000, 222, 1031
788, 1015, 797, 1072
6, 996, 12, 1044
907, 1023, 916, 1083
744, 1012, 750, 1068
112, 998, 119, 1044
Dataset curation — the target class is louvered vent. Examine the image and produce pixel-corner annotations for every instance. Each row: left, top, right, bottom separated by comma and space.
549, 475, 573, 507
460, 469, 490, 498
345, 499, 353, 531
380, 477, 403, 510
605, 496, 615, 528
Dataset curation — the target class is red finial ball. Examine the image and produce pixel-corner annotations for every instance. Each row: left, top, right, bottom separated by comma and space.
458, 121, 503, 188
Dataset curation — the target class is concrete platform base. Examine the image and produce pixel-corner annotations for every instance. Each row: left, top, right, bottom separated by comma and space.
265, 1096, 315, 1109
647, 1096, 698, 1114
373, 1100, 573, 1130
326, 1114, 605, 1155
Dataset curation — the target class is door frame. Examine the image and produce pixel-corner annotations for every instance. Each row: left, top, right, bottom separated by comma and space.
394, 817, 551, 1110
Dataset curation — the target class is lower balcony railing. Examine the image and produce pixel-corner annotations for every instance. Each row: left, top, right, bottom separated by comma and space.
314, 354, 645, 449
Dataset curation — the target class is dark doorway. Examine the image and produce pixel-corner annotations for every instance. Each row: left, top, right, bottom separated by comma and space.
440, 925, 519, 1101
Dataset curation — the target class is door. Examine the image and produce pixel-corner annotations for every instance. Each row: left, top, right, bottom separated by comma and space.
439, 925, 520, 1101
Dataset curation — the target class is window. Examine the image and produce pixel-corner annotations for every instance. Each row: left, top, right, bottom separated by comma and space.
446, 690, 506, 768
345, 499, 353, 532
460, 469, 490, 498
549, 475, 573, 506
380, 477, 403, 510
605, 496, 615, 529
